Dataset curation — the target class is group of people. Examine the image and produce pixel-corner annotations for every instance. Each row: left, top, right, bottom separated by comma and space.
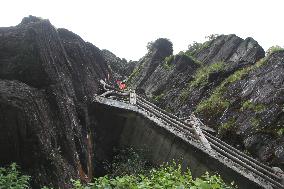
104, 73, 127, 90
116, 80, 126, 90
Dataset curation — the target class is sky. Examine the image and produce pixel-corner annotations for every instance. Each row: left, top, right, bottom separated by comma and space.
1, 0, 284, 61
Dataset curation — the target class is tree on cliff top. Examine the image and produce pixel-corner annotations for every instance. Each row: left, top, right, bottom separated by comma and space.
147, 38, 173, 55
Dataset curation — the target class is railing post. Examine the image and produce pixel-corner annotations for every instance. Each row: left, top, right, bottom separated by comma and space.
186, 114, 214, 153
129, 90, 136, 105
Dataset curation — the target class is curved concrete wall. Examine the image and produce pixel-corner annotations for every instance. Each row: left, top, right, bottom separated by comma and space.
89, 98, 272, 189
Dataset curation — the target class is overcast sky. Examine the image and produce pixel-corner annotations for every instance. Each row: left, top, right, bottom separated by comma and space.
1, 0, 283, 60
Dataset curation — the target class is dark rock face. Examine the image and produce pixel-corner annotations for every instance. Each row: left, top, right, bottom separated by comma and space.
127, 38, 173, 89
212, 51, 284, 167
194, 35, 264, 65
129, 35, 265, 114
0, 16, 110, 188
124, 35, 283, 168
102, 49, 137, 81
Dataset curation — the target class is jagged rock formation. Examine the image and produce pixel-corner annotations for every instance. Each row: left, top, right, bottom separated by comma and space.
127, 38, 173, 90
102, 49, 137, 81
126, 35, 284, 169
1, 15, 283, 188
0, 16, 111, 188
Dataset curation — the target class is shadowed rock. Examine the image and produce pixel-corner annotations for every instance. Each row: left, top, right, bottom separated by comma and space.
0, 16, 110, 188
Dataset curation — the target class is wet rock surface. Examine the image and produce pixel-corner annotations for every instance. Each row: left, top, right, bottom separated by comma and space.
0, 16, 110, 188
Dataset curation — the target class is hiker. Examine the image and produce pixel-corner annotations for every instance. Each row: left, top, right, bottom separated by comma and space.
120, 80, 126, 90
116, 80, 126, 90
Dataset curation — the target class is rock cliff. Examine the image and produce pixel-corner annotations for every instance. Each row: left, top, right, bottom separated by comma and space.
102, 49, 137, 81
126, 35, 284, 169
1, 15, 283, 187
0, 16, 110, 188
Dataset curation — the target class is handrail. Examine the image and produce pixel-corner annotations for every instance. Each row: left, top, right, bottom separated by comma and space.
97, 82, 284, 188
136, 97, 282, 181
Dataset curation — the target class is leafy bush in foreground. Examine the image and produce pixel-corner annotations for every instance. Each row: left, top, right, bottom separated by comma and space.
72, 163, 236, 189
1, 152, 236, 189
0, 163, 30, 189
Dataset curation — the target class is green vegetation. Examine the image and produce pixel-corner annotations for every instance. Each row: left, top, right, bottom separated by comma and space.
205, 34, 220, 41
187, 34, 220, 56
1, 149, 236, 189
218, 118, 236, 136
164, 55, 174, 65
0, 163, 30, 189
250, 117, 260, 128
104, 148, 151, 177
195, 57, 269, 117
241, 100, 266, 113
191, 61, 225, 88
71, 163, 236, 189
0, 148, 237, 189
179, 61, 225, 103
195, 87, 230, 117
163, 55, 175, 70
165, 106, 174, 113
127, 67, 141, 85
152, 93, 165, 103
266, 45, 284, 56
277, 128, 284, 137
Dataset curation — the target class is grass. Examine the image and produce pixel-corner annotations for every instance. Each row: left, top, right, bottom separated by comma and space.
195, 57, 269, 117
152, 93, 165, 103
191, 61, 225, 88
250, 117, 260, 128
241, 100, 266, 113
164, 55, 174, 65
127, 67, 141, 85
162, 55, 174, 70
186, 38, 213, 56
277, 128, 284, 137
179, 61, 225, 103
218, 118, 236, 136
266, 45, 284, 56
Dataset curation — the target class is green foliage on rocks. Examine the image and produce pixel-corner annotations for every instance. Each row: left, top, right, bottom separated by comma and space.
186, 34, 219, 56
195, 57, 269, 117
191, 61, 225, 88
250, 117, 261, 128
152, 93, 165, 103
179, 61, 225, 103
127, 67, 141, 85
163, 55, 175, 70
266, 45, 284, 56
241, 100, 266, 113
218, 118, 236, 136
195, 87, 230, 117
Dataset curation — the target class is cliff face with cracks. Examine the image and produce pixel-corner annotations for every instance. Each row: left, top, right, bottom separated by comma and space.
0, 16, 110, 188
126, 36, 284, 169
1, 15, 283, 187
101, 49, 137, 81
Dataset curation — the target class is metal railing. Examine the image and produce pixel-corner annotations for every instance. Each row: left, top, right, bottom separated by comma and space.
97, 81, 284, 189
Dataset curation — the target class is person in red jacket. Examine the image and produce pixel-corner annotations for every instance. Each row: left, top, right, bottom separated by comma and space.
116, 80, 126, 90
120, 80, 126, 90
